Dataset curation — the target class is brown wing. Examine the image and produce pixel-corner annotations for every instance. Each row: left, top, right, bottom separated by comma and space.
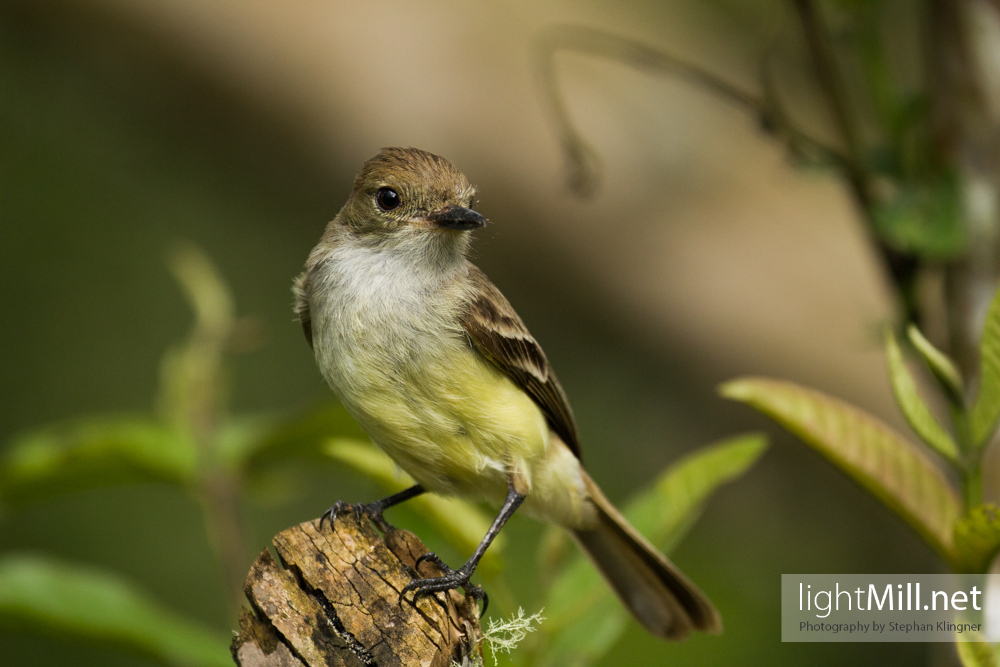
460, 263, 581, 459
292, 270, 313, 348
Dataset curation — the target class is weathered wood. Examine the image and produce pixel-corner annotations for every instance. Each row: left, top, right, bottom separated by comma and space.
232, 513, 483, 667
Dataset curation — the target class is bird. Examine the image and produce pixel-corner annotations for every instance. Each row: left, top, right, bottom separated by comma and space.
293, 146, 721, 640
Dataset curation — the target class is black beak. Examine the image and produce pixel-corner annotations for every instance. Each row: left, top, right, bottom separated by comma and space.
427, 205, 488, 230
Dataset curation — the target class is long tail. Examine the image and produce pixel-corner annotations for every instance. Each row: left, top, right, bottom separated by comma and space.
572, 470, 722, 640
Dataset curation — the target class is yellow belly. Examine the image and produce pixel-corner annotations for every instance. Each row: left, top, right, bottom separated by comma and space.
311, 245, 594, 527
344, 344, 544, 494
339, 344, 592, 527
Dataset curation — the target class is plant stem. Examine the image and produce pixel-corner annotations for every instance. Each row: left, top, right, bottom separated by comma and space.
951, 406, 982, 513
927, 0, 1000, 375
199, 469, 248, 615
792, 0, 870, 207
962, 462, 983, 511
534, 23, 845, 196
792, 0, 923, 323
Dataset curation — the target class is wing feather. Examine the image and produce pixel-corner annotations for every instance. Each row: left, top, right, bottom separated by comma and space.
460, 263, 581, 459
293, 270, 313, 348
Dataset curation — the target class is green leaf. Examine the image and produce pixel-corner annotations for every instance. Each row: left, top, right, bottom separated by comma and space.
0, 418, 197, 504
721, 378, 961, 564
954, 504, 1000, 573
956, 632, 999, 667
871, 176, 964, 260
884, 329, 958, 461
971, 284, 1000, 447
212, 416, 276, 471
627, 432, 770, 548
323, 438, 504, 571
243, 402, 366, 473
907, 325, 964, 406
537, 434, 768, 667
536, 590, 625, 667
0, 554, 231, 667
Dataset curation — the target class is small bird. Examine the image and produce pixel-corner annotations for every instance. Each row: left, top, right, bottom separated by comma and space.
294, 147, 721, 640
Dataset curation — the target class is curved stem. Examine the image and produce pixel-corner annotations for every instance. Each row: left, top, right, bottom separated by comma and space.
534, 24, 846, 195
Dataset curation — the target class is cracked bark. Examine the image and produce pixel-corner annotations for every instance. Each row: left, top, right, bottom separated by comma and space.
231, 513, 483, 667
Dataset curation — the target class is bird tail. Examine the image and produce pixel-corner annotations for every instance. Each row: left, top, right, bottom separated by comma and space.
571, 470, 722, 640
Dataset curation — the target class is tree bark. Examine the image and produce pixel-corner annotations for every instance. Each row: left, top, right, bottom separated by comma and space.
231, 513, 483, 667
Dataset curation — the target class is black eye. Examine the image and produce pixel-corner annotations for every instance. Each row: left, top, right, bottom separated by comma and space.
376, 187, 401, 211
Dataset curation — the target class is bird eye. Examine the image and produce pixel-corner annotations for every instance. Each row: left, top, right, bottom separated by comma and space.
376, 187, 401, 211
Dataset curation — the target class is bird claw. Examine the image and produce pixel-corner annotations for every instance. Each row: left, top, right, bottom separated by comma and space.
318, 500, 350, 529
318, 500, 389, 531
414, 551, 452, 574
399, 552, 488, 613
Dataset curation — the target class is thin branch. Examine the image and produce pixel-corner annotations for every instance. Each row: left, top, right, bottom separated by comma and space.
792, 0, 872, 209
534, 23, 846, 196
759, 37, 841, 167
534, 19, 920, 323
792, 0, 920, 322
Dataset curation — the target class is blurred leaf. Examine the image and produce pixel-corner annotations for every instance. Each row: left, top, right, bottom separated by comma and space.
954, 504, 1000, 573
971, 284, 1000, 447
243, 402, 365, 473
0, 417, 197, 504
158, 245, 235, 442
0, 246, 249, 507
956, 632, 999, 667
884, 329, 958, 461
212, 416, 275, 470
166, 243, 234, 341
536, 588, 625, 667
537, 433, 768, 666
627, 432, 769, 547
871, 176, 964, 260
0, 554, 230, 667
323, 438, 504, 571
908, 324, 964, 406
536, 525, 572, 588
721, 378, 961, 564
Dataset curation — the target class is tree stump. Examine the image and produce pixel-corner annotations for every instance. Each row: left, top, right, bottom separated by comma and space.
231, 512, 483, 667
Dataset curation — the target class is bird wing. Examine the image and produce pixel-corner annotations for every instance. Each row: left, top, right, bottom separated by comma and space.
293, 270, 313, 348
460, 263, 581, 459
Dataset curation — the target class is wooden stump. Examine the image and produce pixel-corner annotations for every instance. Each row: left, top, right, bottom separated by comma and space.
231, 513, 483, 667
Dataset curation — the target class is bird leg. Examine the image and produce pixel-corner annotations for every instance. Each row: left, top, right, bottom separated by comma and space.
320, 484, 426, 532
400, 479, 525, 611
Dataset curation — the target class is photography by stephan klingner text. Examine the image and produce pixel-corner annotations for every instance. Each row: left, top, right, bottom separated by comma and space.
781, 574, 997, 642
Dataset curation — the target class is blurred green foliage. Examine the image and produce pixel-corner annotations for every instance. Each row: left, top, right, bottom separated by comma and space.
534, 434, 767, 667
724, 269, 1000, 664
7, 0, 993, 664
541, 1, 1000, 661
0, 246, 767, 666
0, 555, 231, 667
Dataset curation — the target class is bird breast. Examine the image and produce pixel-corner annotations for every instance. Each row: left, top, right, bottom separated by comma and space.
306, 242, 551, 500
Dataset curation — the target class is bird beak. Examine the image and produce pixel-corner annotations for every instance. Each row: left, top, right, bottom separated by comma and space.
426, 205, 488, 230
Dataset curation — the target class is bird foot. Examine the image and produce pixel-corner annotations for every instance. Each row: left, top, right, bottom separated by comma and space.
400, 551, 488, 612
318, 499, 391, 532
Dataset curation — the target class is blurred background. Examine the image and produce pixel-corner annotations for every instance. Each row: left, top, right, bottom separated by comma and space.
1, 0, 984, 664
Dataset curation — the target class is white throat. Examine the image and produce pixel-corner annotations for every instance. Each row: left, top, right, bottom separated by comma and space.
307, 228, 472, 403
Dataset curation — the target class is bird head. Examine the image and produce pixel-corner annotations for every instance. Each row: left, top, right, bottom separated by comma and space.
336, 148, 486, 246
